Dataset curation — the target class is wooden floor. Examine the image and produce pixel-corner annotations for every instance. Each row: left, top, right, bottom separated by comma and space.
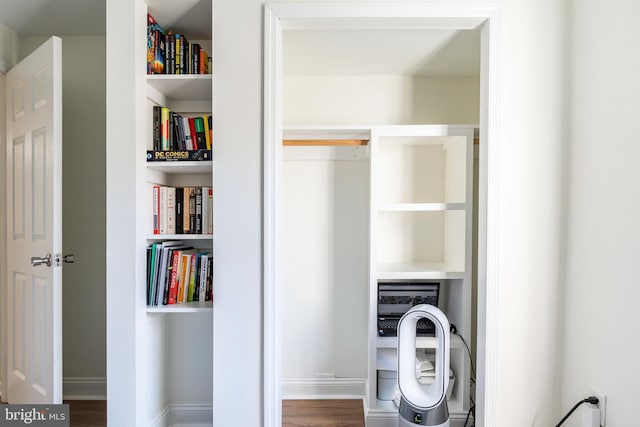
283, 399, 365, 427
64, 399, 364, 426
66, 400, 107, 427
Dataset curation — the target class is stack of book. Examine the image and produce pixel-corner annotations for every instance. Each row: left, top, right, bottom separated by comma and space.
147, 13, 211, 75
151, 106, 212, 152
146, 241, 213, 306
153, 186, 213, 235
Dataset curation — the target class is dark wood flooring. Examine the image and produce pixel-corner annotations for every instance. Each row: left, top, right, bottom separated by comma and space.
282, 399, 365, 427
65, 400, 107, 427
64, 398, 364, 426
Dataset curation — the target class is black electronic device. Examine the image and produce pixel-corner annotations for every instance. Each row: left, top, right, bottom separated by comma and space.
377, 281, 440, 337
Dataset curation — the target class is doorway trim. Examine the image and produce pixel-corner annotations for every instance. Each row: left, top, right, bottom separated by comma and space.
263, 3, 502, 426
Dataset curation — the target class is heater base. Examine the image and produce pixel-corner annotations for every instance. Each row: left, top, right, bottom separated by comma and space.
398, 397, 449, 427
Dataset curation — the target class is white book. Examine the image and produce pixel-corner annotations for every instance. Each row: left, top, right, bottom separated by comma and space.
159, 186, 167, 234
166, 186, 176, 235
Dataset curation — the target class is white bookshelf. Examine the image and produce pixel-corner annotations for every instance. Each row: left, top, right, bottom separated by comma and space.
368, 125, 474, 422
140, 0, 214, 424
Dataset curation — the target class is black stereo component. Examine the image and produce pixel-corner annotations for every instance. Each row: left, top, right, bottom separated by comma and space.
377, 281, 440, 337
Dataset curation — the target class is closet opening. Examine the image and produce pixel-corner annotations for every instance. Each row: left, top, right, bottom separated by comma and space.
264, 4, 502, 427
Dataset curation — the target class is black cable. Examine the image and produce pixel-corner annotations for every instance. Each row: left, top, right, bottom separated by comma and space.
450, 323, 476, 426
555, 397, 599, 427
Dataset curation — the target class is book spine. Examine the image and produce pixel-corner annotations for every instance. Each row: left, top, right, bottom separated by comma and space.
166, 186, 176, 235
183, 187, 191, 234
175, 188, 184, 235
189, 188, 196, 234
152, 185, 161, 234
201, 186, 209, 235
160, 107, 170, 150
187, 253, 197, 302
207, 187, 213, 234
175, 34, 181, 75
199, 253, 208, 302
152, 106, 161, 150
177, 253, 190, 303
195, 187, 202, 234
167, 249, 181, 304
182, 117, 193, 150
159, 186, 167, 234
206, 256, 213, 301
203, 114, 211, 150
193, 117, 207, 150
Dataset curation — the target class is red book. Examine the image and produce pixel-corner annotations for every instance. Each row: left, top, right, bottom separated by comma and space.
167, 249, 181, 304
188, 117, 197, 150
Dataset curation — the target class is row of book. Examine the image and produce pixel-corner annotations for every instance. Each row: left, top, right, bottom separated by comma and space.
147, 14, 211, 75
147, 241, 213, 306
153, 186, 213, 235
152, 106, 212, 151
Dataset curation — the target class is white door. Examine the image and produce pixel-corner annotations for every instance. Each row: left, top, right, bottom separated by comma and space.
5, 37, 63, 404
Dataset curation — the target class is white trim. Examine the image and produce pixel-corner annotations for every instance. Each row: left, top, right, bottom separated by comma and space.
63, 377, 107, 400
0, 71, 7, 403
263, 6, 283, 427
150, 404, 213, 427
282, 378, 366, 399
263, 4, 502, 427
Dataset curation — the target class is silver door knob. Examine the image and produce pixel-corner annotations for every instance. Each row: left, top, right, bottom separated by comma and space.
31, 254, 52, 267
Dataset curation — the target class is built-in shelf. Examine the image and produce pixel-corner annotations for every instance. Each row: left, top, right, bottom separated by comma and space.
146, 161, 212, 174
146, 74, 212, 101
376, 262, 465, 280
376, 334, 462, 350
146, 300, 213, 313
378, 202, 466, 212
146, 233, 213, 241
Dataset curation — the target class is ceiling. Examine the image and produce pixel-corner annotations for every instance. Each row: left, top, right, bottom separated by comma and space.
283, 29, 480, 77
0, 0, 105, 36
0, 2, 479, 76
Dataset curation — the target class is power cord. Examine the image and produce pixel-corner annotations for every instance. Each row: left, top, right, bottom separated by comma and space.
449, 323, 476, 427
555, 396, 599, 427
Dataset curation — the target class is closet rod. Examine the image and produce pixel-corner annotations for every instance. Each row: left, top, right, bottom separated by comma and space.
283, 139, 368, 146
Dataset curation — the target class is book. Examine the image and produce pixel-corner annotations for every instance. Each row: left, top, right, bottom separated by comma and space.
205, 255, 213, 301
182, 187, 191, 234
152, 106, 161, 150
206, 187, 213, 234
201, 186, 210, 235
146, 149, 211, 162
203, 114, 211, 150
193, 116, 207, 149
182, 116, 193, 150
195, 187, 202, 234
187, 252, 198, 302
175, 187, 184, 235
176, 249, 197, 303
188, 187, 196, 234
152, 185, 160, 234
166, 186, 176, 235
160, 107, 170, 150
147, 14, 165, 74
198, 252, 209, 302
159, 186, 167, 234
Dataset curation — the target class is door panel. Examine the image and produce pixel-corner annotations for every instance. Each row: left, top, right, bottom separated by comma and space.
6, 36, 62, 404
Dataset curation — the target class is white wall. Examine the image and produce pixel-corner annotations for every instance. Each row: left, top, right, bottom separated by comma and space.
560, 0, 640, 425
0, 23, 18, 73
284, 75, 480, 125
282, 159, 369, 381
19, 36, 107, 397
281, 74, 479, 385
214, 0, 566, 426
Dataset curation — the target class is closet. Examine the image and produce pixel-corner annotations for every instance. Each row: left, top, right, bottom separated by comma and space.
280, 28, 480, 426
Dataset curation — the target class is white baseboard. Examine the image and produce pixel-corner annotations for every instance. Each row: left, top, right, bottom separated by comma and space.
150, 404, 213, 427
63, 377, 106, 400
282, 377, 366, 399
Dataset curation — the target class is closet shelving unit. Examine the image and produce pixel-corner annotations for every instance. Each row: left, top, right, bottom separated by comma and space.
283, 124, 474, 424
